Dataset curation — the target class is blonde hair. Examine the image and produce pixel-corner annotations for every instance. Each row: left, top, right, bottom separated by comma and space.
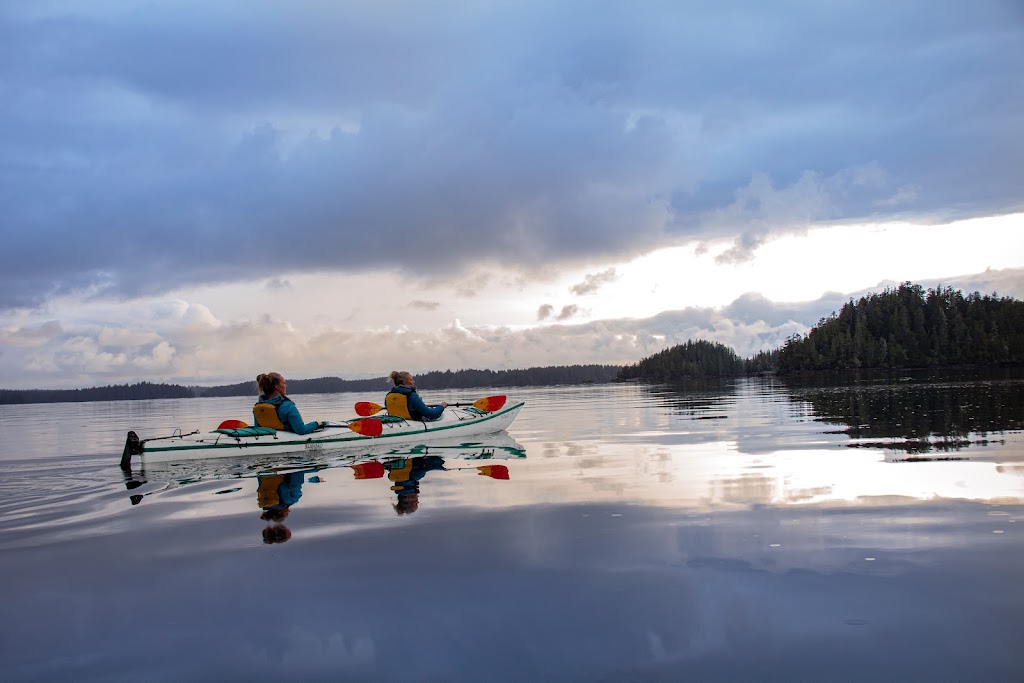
389, 370, 411, 386
257, 372, 284, 396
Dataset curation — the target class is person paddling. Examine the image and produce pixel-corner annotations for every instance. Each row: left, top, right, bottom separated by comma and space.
253, 372, 326, 434
385, 371, 447, 421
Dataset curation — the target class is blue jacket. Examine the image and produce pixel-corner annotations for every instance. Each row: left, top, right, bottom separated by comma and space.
388, 385, 445, 421
255, 394, 321, 434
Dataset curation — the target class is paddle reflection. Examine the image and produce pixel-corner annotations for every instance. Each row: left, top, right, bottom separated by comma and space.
351, 453, 512, 515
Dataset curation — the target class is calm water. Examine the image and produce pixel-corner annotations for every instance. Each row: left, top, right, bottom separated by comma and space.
1, 374, 1023, 681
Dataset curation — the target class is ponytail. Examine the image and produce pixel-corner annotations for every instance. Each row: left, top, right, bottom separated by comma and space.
257, 372, 283, 396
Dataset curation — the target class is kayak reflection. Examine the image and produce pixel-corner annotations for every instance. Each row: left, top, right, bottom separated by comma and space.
121, 432, 526, 528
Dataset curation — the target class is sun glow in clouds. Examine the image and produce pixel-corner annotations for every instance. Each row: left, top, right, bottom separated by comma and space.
573, 214, 1024, 321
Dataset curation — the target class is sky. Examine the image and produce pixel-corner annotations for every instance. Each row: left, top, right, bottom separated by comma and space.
1, 0, 1023, 389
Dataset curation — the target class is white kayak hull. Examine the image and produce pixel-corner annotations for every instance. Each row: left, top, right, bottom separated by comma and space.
122, 401, 525, 465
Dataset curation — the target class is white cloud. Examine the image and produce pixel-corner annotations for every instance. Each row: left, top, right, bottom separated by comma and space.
3, 264, 1020, 389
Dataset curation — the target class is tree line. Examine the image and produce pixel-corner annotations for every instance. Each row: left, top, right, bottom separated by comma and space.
0, 381, 194, 405
0, 365, 622, 405
617, 340, 749, 381
776, 283, 1024, 371
618, 283, 1023, 381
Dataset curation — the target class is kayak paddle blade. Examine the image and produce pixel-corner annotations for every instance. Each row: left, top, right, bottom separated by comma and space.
354, 401, 383, 417
477, 465, 510, 479
351, 461, 386, 479
217, 419, 250, 429
473, 395, 507, 412
348, 418, 383, 437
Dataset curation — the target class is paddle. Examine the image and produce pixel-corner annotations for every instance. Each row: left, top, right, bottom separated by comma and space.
321, 418, 384, 437
216, 418, 383, 437
354, 395, 507, 417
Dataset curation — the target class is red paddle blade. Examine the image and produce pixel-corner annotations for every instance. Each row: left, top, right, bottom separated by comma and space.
217, 419, 250, 429
354, 401, 383, 417
351, 461, 385, 479
348, 418, 383, 437
477, 465, 510, 479
474, 395, 506, 412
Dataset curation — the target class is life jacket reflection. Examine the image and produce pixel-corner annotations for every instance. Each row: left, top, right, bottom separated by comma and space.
257, 474, 285, 508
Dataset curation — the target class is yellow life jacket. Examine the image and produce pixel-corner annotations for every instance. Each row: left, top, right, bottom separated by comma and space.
253, 402, 285, 430
385, 391, 412, 419
257, 475, 285, 508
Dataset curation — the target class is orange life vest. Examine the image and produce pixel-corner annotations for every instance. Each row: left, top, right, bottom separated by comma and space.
253, 402, 286, 430
385, 391, 412, 419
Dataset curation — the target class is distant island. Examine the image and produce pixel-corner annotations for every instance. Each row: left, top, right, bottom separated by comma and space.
613, 282, 1023, 380
0, 365, 621, 405
3, 282, 1022, 404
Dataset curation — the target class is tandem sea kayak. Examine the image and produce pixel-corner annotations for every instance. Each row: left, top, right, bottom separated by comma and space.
120, 399, 525, 468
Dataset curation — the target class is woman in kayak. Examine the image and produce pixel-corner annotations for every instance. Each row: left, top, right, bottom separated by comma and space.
386, 370, 448, 421
254, 372, 326, 434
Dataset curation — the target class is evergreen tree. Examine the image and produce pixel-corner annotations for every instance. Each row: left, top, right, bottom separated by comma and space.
778, 283, 1024, 371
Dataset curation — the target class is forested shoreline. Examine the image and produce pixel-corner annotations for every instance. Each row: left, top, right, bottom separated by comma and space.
3, 282, 1021, 403
776, 283, 1024, 371
0, 365, 621, 405
617, 283, 1023, 381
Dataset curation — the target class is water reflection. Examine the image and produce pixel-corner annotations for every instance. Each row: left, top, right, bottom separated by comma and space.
5, 382, 1024, 681
258, 467, 326, 543
648, 377, 739, 417
781, 370, 1024, 458
121, 433, 526, 537
351, 455, 511, 515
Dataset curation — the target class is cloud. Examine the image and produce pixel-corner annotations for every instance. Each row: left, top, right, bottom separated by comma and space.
0, 321, 64, 348
556, 305, 586, 321
570, 268, 619, 295
1, 1, 1021, 308
407, 300, 440, 311
2, 266, 1023, 389
539, 304, 589, 321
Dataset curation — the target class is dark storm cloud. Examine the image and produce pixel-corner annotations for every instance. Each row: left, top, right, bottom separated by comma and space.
2, 1, 1022, 308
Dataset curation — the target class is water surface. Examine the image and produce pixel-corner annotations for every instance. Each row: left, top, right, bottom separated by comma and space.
1, 375, 1022, 681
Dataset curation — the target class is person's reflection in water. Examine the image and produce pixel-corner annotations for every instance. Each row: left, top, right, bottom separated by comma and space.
257, 469, 317, 543
385, 456, 446, 515
262, 524, 292, 544
350, 455, 511, 515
